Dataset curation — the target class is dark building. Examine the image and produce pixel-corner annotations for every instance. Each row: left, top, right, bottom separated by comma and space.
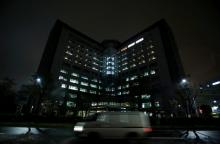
197, 78, 220, 117
36, 19, 185, 117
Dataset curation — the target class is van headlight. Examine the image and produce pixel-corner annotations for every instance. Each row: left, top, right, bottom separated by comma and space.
74, 126, 84, 132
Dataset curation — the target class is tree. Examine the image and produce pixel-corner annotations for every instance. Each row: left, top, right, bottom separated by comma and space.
0, 77, 17, 114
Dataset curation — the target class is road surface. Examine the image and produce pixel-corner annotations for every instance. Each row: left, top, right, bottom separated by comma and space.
0, 126, 220, 144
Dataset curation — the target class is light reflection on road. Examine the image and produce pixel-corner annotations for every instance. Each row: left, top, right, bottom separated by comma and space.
0, 127, 48, 135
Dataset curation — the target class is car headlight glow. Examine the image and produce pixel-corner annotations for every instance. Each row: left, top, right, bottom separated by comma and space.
74, 126, 84, 132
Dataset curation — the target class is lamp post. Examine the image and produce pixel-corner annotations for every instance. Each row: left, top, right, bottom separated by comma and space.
180, 78, 191, 118
35, 76, 43, 115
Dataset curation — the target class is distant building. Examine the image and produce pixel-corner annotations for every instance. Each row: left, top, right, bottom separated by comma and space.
36, 19, 185, 117
197, 78, 220, 116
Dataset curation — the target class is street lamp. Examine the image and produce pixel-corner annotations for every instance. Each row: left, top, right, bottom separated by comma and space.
181, 78, 187, 85
35, 76, 43, 114
180, 78, 191, 118
36, 77, 41, 85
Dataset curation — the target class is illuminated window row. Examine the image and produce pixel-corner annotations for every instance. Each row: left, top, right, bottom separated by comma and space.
127, 37, 144, 48
120, 47, 127, 52
70, 79, 78, 84
141, 94, 151, 99
59, 76, 67, 81
66, 101, 76, 108
60, 69, 67, 74
149, 56, 157, 61
90, 90, 96, 94
65, 51, 73, 56
130, 75, 138, 80
138, 60, 146, 65
61, 83, 99, 93
122, 91, 129, 95
105, 88, 115, 92
122, 67, 128, 71
91, 102, 120, 106
81, 76, 88, 80
142, 102, 152, 108
144, 70, 156, 76
130, 64, 136, 68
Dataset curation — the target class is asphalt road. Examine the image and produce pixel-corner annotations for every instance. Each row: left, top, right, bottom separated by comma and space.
0, 127, 220, 144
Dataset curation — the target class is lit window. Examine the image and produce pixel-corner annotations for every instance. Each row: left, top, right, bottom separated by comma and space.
122, 62, 128, 66
90, 90, 96, 94
68, 85, 78, 91
70, 79, 78, 84
122, 57, 127, 61
92, 67, 98, 71
67, 101, 75, 107
128, 42, 135, 48
126, 84, 129, 88
122, 91, 129, 95
69, 94, 77, 98
71, 72, 79, 77
142, 102, 152, 108
81, 76, 88, 80
136, 38, 144, 44
65, 51, 72, 55
118, 86, 121, 89
81, 82, 88, 86
106, 71, 115, 75
92, 79, 98, 82
126, 78, 129, 81
107, 61, 114, 65
59, 76, 64, 80
130, 75, 138, 80
67, 45, 71, 48
80, 88, 87, 92
150, 70, 156, 75
141, 94, 151, 99
130, 64, 136, 68
117, 92, 121, 95
91, 102, 97, 106
121, 47, 127, 52
93, 57, 98, 61
93, 62, 99, 66
149, 45, 154, 48
61, 84, 67, 88
60, 69, 67, 74
90, 84, 97, 88
144, 72, 149, 76
107, 66, 115, 70
151, 51, 155, 54
122, 67, 128, 71
155, 101, 160, 107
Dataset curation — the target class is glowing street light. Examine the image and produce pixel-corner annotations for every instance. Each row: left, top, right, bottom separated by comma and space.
36, 77, 41, 84
181, 78, 187, 85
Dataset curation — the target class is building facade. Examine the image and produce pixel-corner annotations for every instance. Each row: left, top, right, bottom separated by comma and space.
37, 19, 185, 117
197, 78, 220, 117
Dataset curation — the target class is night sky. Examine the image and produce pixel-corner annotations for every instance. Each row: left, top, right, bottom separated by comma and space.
1, 0, 220, 87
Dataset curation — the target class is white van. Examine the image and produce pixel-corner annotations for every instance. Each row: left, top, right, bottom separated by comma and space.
73, 111, 152, 139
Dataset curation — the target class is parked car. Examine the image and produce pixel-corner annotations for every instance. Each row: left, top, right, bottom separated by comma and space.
73, 111, 152, 139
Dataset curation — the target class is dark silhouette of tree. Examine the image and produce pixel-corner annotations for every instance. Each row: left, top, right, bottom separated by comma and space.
0, 77, 17, 114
